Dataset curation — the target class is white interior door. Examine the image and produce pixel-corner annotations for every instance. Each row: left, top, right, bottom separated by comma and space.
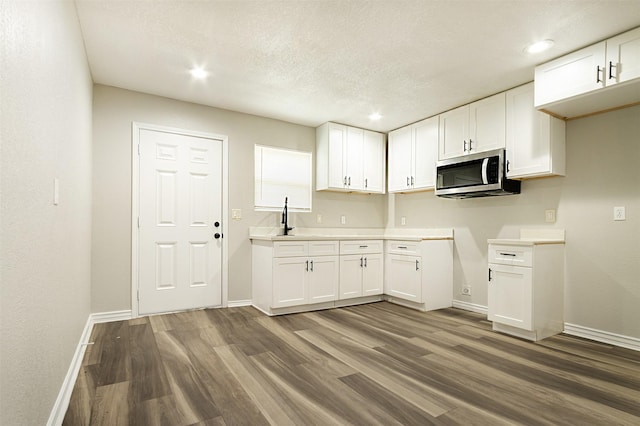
138, 128, 223, 315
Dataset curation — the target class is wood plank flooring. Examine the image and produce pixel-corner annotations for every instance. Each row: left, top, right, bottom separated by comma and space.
63, 302, 640, 425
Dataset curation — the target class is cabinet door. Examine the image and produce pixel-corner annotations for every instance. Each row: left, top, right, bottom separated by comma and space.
386, 254, 421, 302
388, 126, 413, 192
362, 254, 383, 296
412, 116, 439, 190
307, 256, 339, 304
362, 130, 385, 193
488, 264, 533, 331
345, 127, 364, 190
339, 255, 363, 299
606, 27, 640, 86
534, 42, 606, 107
272, 257, 307, 308
327, 123, 347, 189
439, 104, 469, 160
469, 92, 505, 154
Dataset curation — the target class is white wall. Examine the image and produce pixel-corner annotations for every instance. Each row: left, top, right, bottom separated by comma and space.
394, 105, 640, 339
91, 85, 386, 312
0, 2, 93, 425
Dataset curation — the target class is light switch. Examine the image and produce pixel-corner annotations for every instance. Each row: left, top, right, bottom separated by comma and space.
340, 215, 346, 225
231, 209, 242, 220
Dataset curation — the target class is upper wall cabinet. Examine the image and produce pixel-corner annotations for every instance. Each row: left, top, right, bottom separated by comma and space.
388, 116, 439, 193
535, 26, 640, 119
316, 122, 385, 194
439, 92, 506, 160
506, 83, 565, 179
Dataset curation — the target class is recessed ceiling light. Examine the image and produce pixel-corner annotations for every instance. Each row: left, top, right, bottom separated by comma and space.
189, 66, 209, 79
369, 112, 382, 121
525, 39, 555, 54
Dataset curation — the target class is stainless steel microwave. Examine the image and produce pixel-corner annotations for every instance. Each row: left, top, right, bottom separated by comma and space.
435, 148, 521, 198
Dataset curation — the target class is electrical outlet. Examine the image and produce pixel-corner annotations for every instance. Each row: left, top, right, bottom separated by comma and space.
401, 216, 406, 226
231, 209, 242, 220
340, 215, 346, 225
545, 209, 556, 223
462, 285, 471, 296
316, 214, 322, 224
614, 206, 626, 221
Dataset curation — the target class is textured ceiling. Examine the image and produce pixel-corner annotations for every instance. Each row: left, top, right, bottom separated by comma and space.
75, 0, 640, 132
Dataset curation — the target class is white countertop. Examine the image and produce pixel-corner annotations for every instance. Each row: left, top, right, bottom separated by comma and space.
488, 228, 565, 246
249, 227, 454, 242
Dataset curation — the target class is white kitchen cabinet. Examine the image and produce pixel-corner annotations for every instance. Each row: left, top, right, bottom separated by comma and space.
535, 26, 640, 119
384, 239, 453, 311
339, 240, 383, 300
316, 122, 385, 194
272, 241, 339, 308
439, 93, 505, 160
252, 240, 339, 312
487, 241, 564, 341
388, 116, 439, 192
362, 130, 386, 193
506, 83, 566, 178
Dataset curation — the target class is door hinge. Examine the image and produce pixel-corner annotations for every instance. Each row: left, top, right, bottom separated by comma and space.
137, 217, 140, 228
137, 290, 140, 301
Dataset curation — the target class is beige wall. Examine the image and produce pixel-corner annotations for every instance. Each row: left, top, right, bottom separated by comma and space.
91, 85, 386, 312
394, 105, 640, 338
0, 2, 93, 424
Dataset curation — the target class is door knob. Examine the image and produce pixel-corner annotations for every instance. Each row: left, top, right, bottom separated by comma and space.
214, 233, 222, 239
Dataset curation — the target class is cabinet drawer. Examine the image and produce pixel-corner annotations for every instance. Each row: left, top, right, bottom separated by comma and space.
386, 240, 420, 256
274, 241, 308, 257
488, 244, 533, 267
340, 240, 383, 254
309, 241, 339, 256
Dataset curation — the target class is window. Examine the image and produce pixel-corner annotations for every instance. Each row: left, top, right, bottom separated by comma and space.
254, 145, 312, 212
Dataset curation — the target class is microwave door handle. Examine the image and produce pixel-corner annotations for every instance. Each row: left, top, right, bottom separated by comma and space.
481, 158, 489, 184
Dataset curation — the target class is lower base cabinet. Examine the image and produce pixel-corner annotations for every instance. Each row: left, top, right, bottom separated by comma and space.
273, 255, 339, 308
488, 242, 564, 341
384, 239, 453, 311
339, 253, 383, 299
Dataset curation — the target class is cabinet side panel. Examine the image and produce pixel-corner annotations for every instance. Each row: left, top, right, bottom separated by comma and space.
422, 240, 454, 310
252, 242, 274, 313
549, 117, 566, 176
315, 123, 329, 190
532, 245, 565, 335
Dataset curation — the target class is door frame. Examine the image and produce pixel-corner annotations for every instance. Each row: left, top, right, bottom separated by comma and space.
131, 122, 229, 318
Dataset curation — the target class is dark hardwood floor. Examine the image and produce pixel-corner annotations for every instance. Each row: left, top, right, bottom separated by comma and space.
63, 302, 640, 425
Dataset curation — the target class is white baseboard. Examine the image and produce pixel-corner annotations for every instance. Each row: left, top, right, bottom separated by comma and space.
563, 323, 640, 352
47, 309, 132, 426
227, 299, 252, 308
452, 300, 488, 315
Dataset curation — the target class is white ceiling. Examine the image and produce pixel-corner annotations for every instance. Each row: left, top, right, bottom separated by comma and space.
75, 0, 640, 132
